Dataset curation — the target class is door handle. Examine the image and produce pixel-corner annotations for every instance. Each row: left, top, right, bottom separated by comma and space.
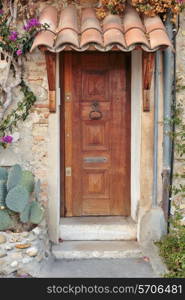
89, 101, 103, 120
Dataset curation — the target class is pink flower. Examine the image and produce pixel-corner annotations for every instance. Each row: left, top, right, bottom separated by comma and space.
0, 135, 13, 144
16, 49, 23, 56
9, 31, 18, 41
0, 9, 3, 15
23, 18, 41, 31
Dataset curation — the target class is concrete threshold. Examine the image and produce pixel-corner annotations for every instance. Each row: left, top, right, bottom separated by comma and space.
59, 216, 137, 241
52, 241, 142, 260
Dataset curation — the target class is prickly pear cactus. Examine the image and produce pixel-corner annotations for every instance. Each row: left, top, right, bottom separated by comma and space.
0, 167, 8, 181
34, 179, 41, 201
6, 184, 29, 213
7, 164, 22, 191
19, 170, 34, 193
0, 180, 7, 209
20, 202, 32, 223
0, 209, 12, 231
30, 201, 44, 224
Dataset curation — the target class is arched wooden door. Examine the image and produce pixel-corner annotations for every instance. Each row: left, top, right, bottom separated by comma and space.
60, 52, 131, 217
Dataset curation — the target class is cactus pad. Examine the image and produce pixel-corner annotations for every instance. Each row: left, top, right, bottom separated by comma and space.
7, 164, 22, 191
0, 180, 7, 209
19, 170, 34, 193
6, 184, 29, 213
20, 203, 32, 223
0, 209, 12, 231
0, 167, 8, 181
30, 201, 44, 224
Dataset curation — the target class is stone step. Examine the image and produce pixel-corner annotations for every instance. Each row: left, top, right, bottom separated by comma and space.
59, 216, 137, 241
52, 241, 142, 260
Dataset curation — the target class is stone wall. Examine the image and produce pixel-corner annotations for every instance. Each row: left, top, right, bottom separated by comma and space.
174, 11, 185, 219
0, 224, 50, 276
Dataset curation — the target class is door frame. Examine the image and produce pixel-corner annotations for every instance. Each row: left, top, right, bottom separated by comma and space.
47, 50, 142, 243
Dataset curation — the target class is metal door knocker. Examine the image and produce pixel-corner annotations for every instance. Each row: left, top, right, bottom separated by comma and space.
89, 101, 103, 120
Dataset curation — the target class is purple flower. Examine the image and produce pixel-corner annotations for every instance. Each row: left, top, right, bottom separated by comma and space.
16, 49, 22, 56
8, 31, 18, 41
24, 18, 40, 31
0, 9, 3, 15
0, 135, 13, 144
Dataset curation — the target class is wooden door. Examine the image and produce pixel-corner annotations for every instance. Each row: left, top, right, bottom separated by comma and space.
60, 52, 131, 216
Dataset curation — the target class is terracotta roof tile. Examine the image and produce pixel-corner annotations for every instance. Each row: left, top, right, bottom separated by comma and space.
55, 6, 79, 51
80, 8, 103, 49
31, 4, 172, 53
125, 28, 149, 49
30, 6, 58, 52
123, 6, 145, 33
144, 15, 172, 50
103, 14, 126, 49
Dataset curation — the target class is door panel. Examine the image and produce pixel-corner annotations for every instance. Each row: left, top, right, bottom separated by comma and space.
61, 52, 131, 216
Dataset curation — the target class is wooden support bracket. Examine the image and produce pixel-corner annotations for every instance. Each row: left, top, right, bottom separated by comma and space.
44, 51, 56, 113
143, 52, 155, 112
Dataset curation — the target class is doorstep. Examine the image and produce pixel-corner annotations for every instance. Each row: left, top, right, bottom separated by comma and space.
59, 216, 137, 241
52, 241, 142, 260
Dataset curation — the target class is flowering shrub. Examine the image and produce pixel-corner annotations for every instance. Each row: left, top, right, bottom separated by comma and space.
0, 2, 48, 140
96, 0, 126, 19
132, 0, 185, 20
0, 11, 48, 58
96, 0, 185, 20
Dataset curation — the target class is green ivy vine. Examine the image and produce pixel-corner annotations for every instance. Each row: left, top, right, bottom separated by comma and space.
0, 80, 37, 135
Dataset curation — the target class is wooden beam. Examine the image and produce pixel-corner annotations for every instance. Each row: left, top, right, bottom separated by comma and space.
143, 52, 155, 112
45, 51, 56, 113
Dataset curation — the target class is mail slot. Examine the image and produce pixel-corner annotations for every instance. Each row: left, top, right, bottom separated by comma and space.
84, 157, 107, 163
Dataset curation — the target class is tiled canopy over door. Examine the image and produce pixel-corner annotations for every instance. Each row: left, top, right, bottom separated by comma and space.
31, 4, 172, 113
31, 5, 172, 52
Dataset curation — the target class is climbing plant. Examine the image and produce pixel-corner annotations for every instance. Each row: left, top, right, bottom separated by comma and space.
0, 0, 48, 140
156, 80, 185, 278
